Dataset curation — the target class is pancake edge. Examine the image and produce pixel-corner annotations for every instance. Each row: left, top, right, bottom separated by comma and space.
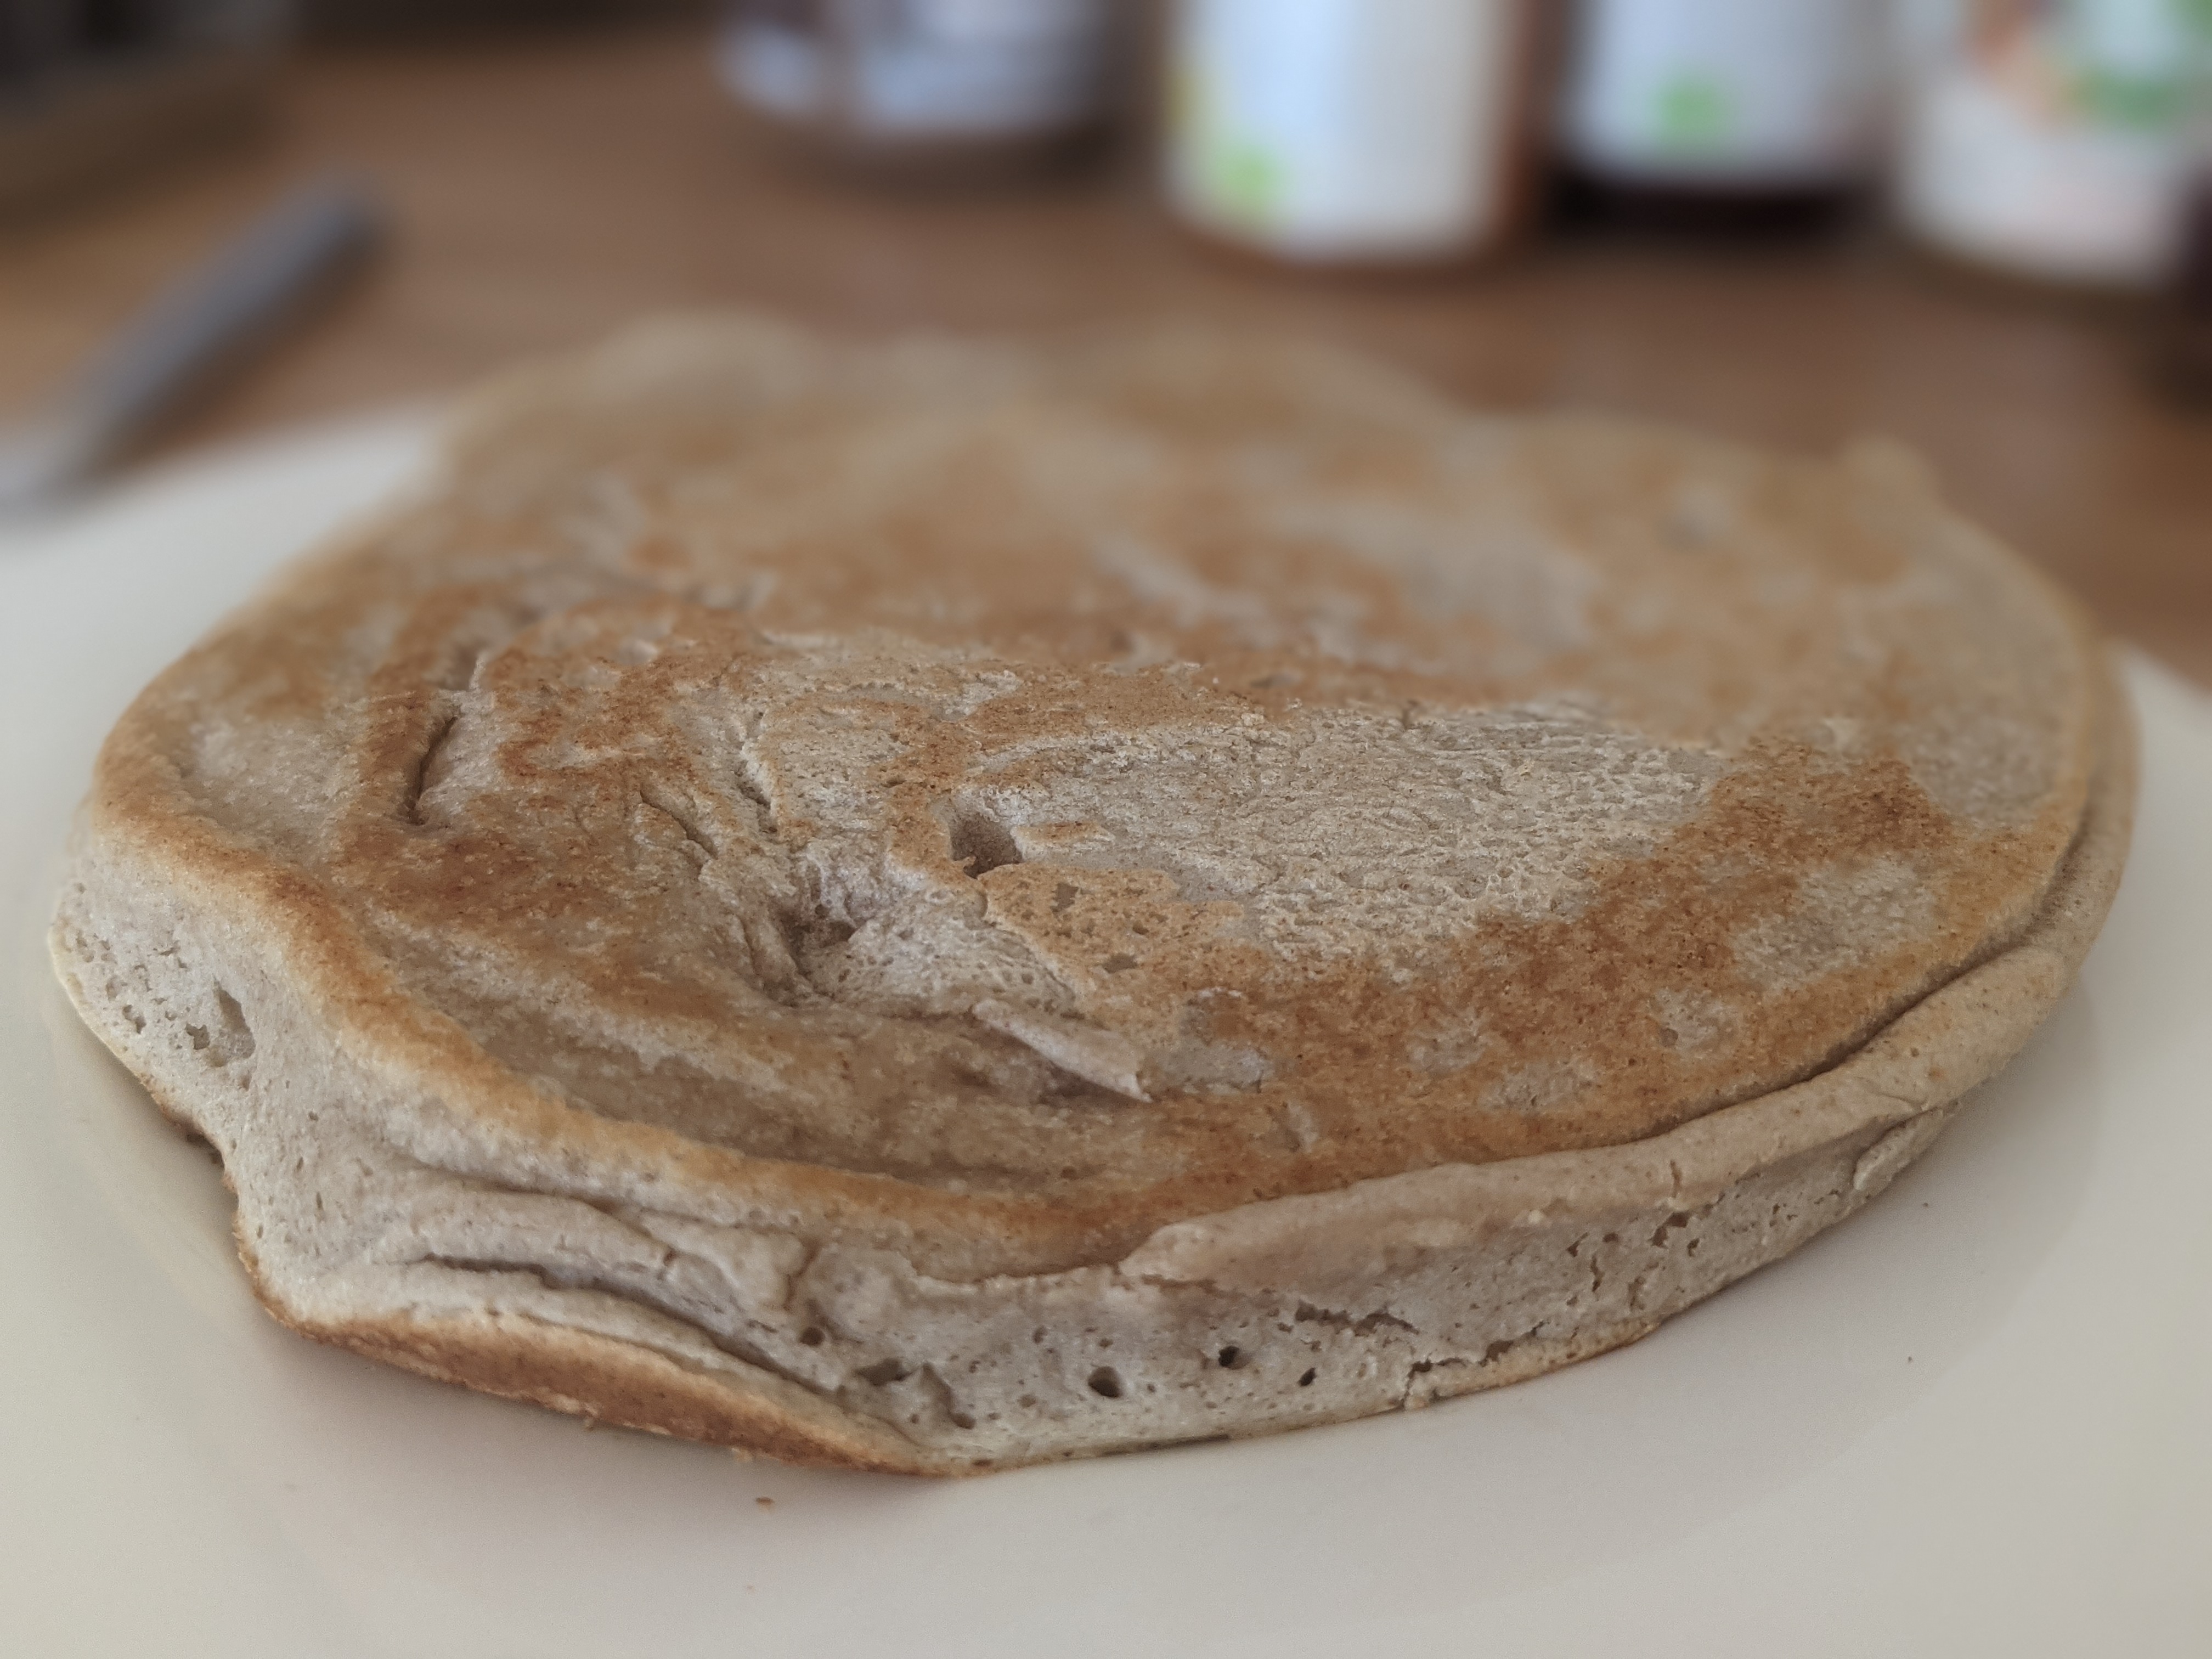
48, 624, 2135, 1476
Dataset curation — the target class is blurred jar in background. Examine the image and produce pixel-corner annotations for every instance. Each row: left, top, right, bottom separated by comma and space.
2156, 125, 2212, 396
1557, 0, 1891, 229
1895, 0, 2212, 288
1161, 0, 1549, 268
718, 0, 1119, 180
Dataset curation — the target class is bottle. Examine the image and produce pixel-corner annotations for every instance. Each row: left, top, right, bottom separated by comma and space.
2156, 146, 2212, 397
717, 0, 1121, 182
1894, 0, 2212, 289
1160, 0, 1550, 269
1557, 0, 1889, 231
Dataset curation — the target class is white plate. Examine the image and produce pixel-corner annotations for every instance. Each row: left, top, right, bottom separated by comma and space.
3, 419, 2208, 1659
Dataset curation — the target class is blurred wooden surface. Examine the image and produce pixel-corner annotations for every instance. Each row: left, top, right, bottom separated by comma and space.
4, 22, 2207, 684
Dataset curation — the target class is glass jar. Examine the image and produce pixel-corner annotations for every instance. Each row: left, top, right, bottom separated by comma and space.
1160, 0, 1551, 268
718, 0, 1121, 181
1556, 0, 1889, 231
1894, 0, 2212, 289
2157, 148, 2212, 396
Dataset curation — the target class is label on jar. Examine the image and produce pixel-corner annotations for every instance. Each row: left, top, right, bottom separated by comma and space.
720, 0, 1115, 139
1895, 0, 2212, 287
1165, 0, 1532, 262
1560, 0, 1888, 186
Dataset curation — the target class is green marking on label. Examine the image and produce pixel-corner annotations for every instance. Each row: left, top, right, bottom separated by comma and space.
1206, 138, 1285, 228
1654, 73, 1733, 150
2076, 66, 2190, 131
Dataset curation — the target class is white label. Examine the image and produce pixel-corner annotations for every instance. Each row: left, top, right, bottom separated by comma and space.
1166, 0, 1526, 261
1560, 0, 1888, 185
1894, 0, 2210, 285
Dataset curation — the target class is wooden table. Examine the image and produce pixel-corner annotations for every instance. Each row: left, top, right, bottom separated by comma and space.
5, 23, 2208, 684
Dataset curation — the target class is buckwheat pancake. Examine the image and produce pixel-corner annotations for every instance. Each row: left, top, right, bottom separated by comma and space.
50, 316, 2131, 1472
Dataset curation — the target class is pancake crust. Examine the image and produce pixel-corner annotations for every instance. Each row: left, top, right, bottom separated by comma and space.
50, 317, 2130, 1470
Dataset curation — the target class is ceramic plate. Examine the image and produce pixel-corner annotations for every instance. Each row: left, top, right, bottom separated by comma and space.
3, 419, 2207, 1658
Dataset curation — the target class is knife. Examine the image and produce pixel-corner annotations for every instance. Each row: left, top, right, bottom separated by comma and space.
0, 174, 383, 515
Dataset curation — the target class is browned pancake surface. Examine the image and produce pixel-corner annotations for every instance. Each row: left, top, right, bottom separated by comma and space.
93, 319, 2101, 1275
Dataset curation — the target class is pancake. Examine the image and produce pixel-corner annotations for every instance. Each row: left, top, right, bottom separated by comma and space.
50, 315, 2132, 1472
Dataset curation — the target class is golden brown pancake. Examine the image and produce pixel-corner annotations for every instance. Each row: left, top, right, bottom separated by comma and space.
50, 316, 2131, 1471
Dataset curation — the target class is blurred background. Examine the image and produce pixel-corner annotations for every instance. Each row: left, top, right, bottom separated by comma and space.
2, 0, 2208, 679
